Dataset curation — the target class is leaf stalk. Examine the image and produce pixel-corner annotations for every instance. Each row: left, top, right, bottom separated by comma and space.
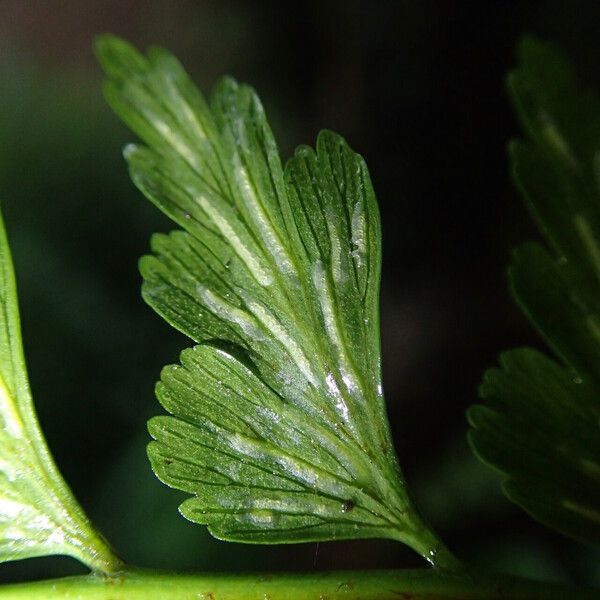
0, 568, 594, 600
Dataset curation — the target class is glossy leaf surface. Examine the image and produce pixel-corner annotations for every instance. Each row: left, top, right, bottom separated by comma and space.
0, 209, 121, 571
97, 35, 454, 564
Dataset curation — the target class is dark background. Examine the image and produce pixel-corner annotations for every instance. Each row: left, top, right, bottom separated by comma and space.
0, 0, 598, 585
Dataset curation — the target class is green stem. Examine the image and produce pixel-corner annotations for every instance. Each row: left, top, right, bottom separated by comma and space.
393, 517, 462, 570
387, 493, 462, 571
65, 534, 124, 576
0, 569, 595, 600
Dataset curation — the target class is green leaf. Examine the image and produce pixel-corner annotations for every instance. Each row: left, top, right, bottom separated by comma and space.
97, 35, 457, 567
469, 348, 600, 542
0, 208, 121, 572
469, 38, 600, 543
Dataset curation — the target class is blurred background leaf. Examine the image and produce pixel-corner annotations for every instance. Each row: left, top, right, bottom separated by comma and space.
0, 0, 599, 586
468, 37, 600, 546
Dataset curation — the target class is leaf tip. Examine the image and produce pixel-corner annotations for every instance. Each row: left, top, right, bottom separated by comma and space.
94, 34, 146, 77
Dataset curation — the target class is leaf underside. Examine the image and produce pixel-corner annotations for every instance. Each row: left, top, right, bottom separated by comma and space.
469, 38, 600, 543
0, 210, 119, 571
96, 36, 437, 553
